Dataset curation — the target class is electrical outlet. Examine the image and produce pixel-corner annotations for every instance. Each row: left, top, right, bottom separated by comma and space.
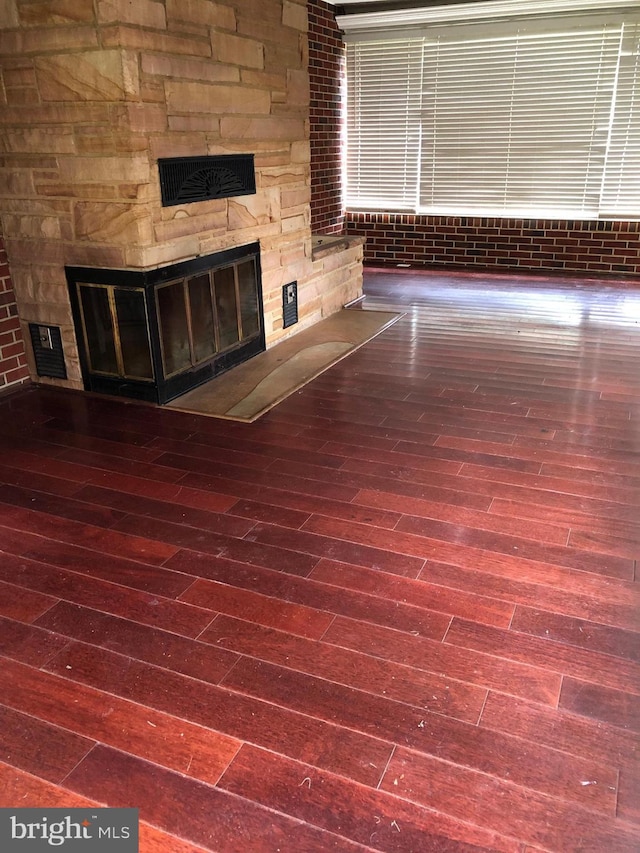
38, 326, 53, 350
283, 282, 298, 328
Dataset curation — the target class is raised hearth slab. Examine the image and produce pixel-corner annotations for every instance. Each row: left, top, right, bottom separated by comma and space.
166, 308, 401, 422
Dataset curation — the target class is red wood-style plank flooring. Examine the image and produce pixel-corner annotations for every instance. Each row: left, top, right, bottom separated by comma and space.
0, 268, 639, 852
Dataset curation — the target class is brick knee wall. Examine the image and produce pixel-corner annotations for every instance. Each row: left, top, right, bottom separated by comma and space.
346, 213, 640, 277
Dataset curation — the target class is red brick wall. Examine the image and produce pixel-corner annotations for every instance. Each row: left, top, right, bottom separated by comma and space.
346, 213, 640, 276
308, 0, 344, 234
0, 235, 30, 391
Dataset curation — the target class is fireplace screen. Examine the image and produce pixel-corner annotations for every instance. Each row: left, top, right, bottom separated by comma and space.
67, 243, 264, 404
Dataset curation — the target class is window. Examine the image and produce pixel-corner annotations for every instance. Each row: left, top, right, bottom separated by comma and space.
342, 2, 640, 219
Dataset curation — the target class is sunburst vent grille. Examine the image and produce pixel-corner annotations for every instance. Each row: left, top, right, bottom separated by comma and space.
158, 155, 256, 206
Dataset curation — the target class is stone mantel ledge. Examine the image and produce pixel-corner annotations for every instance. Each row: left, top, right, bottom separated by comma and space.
311, 234, 364, 260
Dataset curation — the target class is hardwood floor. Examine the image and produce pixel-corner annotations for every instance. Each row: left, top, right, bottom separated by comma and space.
0, 268, 639, 852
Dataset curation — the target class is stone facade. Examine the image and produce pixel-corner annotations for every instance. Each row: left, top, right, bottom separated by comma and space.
0, 0, 363, 391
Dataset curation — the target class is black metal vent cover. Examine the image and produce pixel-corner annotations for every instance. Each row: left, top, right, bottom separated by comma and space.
28, 323, 67, 379
159, 155, 256, 206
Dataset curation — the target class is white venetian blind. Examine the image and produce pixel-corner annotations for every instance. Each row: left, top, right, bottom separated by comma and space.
420, 20, 622, 217
345, 39, 423, 209
600, 22, 640, 216
344, 6, 640, 219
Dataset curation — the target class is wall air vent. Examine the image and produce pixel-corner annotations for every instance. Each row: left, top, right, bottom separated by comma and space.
158, 155, 256, 207
28, 323, 67, 379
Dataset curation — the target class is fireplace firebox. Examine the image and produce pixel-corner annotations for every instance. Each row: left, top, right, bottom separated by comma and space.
66, 243, 265, 404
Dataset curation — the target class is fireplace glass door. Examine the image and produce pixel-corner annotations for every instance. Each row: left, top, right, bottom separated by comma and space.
77, 284, 154, 381
156, 257, 260, 378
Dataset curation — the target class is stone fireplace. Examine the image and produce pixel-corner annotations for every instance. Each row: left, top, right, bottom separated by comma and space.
0, 0, 363, 399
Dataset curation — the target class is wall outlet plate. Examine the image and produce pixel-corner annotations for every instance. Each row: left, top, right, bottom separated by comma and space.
283, 282, 298, 328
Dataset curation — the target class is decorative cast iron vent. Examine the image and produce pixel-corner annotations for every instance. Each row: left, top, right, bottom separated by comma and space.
158, 155, 256, 206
